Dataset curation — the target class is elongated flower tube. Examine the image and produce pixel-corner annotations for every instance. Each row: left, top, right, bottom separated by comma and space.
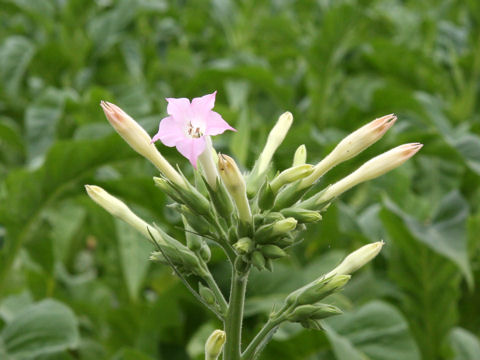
218, 154, 252, 223
312, 143, 422, 204
85, 185, 163, 244
292, 144, 307, 166
247, 112, 293, 195
325, 241, 384, 278
301, 114, 397, 188
270, 164, 314, 193
205, 330, 226, 360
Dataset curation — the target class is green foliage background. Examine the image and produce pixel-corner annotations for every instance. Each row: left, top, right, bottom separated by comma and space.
0, 0, 479, 359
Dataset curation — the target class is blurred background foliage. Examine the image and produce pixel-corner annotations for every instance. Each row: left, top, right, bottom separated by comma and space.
0, 0, 479, 359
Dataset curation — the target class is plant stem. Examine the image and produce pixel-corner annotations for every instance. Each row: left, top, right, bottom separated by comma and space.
223, 270, 249, 360
241, 318, 283, 360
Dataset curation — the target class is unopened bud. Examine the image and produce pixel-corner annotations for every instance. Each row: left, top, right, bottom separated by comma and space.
260, 244, 287, 259
287, 304, 343, 322
218, 154, 252, 223
325, 241, 384, 277
251, 251, 266, 271
199, 283, 216, 305
272, 217, 297, 234
100, 101, 185, 187
317, 143, 422, 202
301, 114, 397, 188
234, 237, 254, 254
285, 274, 350, 306
280, 208, 322, 223
199, 137, 220, 189
205, 330, 226, 360
270, 164, 314, 193
247, 112, 293, 195
292, 144, 307, 166
85, 185, 163, 244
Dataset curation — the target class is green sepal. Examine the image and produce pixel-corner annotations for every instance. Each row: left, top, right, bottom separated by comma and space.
260, 244, 287, 259
251, 251, 266, 271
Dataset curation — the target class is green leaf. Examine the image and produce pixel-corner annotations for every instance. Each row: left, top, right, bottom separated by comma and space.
0, 36, 35, 96
1, 299, 79, 359
383, 191, 472, 286
449, 327, 480, 360
324, 301, 421, 360
116, 219, 152, 301
25, 88, 66, 166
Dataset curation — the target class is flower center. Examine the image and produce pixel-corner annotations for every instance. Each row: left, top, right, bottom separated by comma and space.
186, 122, 204, 138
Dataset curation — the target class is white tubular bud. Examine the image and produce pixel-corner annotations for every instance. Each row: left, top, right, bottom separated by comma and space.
270, 164, 314, 193
100, 101, 185, 187
218, 154, 252, 223
257, 111, 293, 174
301, 114, 397, 188
85, 185, 163, 244
325, 241, 384, 277
205, 330, 226, 360
198, 136, 219, 189
292, 144, 307, 166
316, 143, 423, 203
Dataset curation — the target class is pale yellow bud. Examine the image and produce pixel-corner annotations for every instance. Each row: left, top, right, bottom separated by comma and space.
85, 185, 163, 244
205, 330, 226, 360
257, 111, 293, 174
292, 144, 307, 166
316, 143, 423, 202
301, 114, 397, 188
218, 154, 252, 223
270, 164, 314, 193
325, 241, 384, 277
100, 101, 185, 187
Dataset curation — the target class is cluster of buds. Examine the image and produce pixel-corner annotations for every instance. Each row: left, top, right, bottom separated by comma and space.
86, 92, 421, 357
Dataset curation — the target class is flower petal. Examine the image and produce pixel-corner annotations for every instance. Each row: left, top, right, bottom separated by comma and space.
205, 111, 236, 136
152, 116, 185, 147
176, 137, 206, 168
166, 97, 191, 122
191, 91, 217, 114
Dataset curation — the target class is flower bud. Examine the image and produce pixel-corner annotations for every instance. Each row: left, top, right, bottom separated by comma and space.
205, 330, 226, 360
285, 274, 350, 307
100, 101, 185, 187
325, 241, 384, 277
280, 208, 322, 223
85, 185, 163, 244
301, 114, 397, 188
198, 136, 220, 189
260, 244, 287, 259
287, 304, 343, 322
218, 154, 252, 223
292, 144, 307, 166
270, 164, 314, 193
272, 217, 297, 234
247, 112, 293, 195
251, 251, 266, 271
233, 237, 254, 254
199, 283, 216, 305
315, 143, 423, 203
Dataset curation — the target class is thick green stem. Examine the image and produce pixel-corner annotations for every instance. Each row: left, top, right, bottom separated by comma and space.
223, 270, 249, 360
241, 318, 283, 360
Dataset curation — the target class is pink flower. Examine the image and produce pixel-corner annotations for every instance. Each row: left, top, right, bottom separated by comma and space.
152, 91, 235, 168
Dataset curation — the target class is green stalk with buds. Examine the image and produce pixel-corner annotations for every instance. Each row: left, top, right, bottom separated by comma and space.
87, 95, 422, 360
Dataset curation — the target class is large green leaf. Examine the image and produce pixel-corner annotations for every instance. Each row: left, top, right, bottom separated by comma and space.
0, 36, 35, 96
383, 191, 472, 286
1, 299, 79, 359
324, 301, 421, 360
116, 219, 152, 302
449, 327, 480, 360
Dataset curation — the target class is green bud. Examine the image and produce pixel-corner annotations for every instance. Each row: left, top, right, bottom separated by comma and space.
273, 180, 309, 210
199, 283, 216, 305
263, 212, 285, 223
234, 256, 250, 274
227, 226, 238, 244
292, 144, 307, 166
272, 217, 297, 234
183, 215, 203, 251
287, 304, 343, 322
300, 319, 323, 330
205, 177, 235, 217
153, 176, 183, 203
234, 237, 254, 254
285, 274, 351, 306
149, 251, 167, 264
205, 330, 226, 360
258, 182, 276, 210
270, 164, 314, 193
180, 206, 211, 235
260, 244, 287, 259
251, 251, 266, 271
265, 258, 274, 272
280, 208, 322, 223
199, 243, 211, 262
